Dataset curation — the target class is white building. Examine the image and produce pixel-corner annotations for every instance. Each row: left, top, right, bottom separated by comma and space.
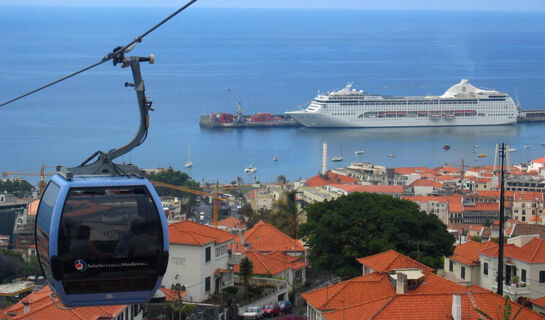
164, 220, 235, 302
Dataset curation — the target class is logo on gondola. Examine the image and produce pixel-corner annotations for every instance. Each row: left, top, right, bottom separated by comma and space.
74, 259, 87, 271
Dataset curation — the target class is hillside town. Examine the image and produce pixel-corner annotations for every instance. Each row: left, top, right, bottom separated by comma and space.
1, 155, 545, 319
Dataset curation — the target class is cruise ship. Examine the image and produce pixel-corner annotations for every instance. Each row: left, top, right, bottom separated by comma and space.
286, 79, 519, 128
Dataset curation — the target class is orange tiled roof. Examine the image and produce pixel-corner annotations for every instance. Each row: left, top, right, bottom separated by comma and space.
323, 292, 543, 320
464, 202, 499, 212
356, 250, 434, 273
449, 241, 498, 266
217, 216, 246, 230
394, 167, 438, 176
301, 273, 395, 310
480, 237, 545, 264
532, 157, 545, 164
477, 190, 515, 198
409, 179, 443, 188
531, 296, 545, 308
159, 287, 187, 301
514, 192, 544, 202
434, 166, 462, 174
305, 172, 358, 187
169, 220, 235, 246
3, 286, 126, 320
476, 178, 492, 183
232, 221, 305, 254
233, 250, 307, 276
436, 175, 459, 181
328, 184, 404, 194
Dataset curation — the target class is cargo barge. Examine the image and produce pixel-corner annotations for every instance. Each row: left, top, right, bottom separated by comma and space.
199, 112, 301, 128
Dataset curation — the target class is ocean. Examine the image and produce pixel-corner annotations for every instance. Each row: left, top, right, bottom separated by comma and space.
1, 7, 545, 184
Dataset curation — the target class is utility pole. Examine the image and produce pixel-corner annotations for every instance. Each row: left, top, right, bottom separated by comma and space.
497, 143, 506, 296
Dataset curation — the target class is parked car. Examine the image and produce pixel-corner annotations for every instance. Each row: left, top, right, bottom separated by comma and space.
278, 300, 293, 314
263, 303, 281, 317
241, 306, 264, 319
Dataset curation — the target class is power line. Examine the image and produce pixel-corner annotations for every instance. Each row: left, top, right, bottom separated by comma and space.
0, 0, 198, 108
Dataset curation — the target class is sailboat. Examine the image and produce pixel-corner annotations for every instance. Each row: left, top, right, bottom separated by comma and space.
273, 147, 279, 161
332, 146, 343, 162
245, 163, 257, 173
185, 144, 193, 168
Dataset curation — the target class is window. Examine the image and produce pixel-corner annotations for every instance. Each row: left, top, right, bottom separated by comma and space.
216, 245, 227, 258
522, 269, 526, 283
205, 276, 211, 292
540, 271, 545, 283
449, 260, 453, 272
461, 266, 465, 279
484, 262, 488, 275
205, 247, 211, 262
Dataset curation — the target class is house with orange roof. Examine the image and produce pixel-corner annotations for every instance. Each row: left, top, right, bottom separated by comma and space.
302, 250, 514, 320
392, 167, 438, 187
1, 286, 140, 320
434, 165, 462, 176
217, 216, 246, 231
478, 235, 545, 300
321, 291, 544, 320
304, 171, 358, 188
233, 250, 308, 290
512, 192, 545, 224
325, 184, 405, 198
530, 295, 545, 315
403, 195, 463, 225
462, 202, 500, 225
164, 220, 235, 302
231, 221, 305, 257
337, 162, 388, 185
408, 179, 444, 196
530, 157, 545, 172
443, 240, 497, 286
505, 174, 545, 193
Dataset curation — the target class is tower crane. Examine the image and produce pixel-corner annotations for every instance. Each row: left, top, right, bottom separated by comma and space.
151, 181, 235, 226
443, 159, 465, 181
227, 89, 244, 122
2, 165, 54, 196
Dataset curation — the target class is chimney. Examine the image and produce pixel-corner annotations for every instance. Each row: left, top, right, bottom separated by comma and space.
22, 300, 30, 314
322, 141, 328, 175
396, 273, 408, 294
451, 294, 461, 320
241, 231, 245, 246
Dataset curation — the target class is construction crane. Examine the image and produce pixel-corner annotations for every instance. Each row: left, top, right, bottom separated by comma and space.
444, 159, 465, 181
2, 165, 54, 196
151, 181, 235, 226
227, 89, 244, 122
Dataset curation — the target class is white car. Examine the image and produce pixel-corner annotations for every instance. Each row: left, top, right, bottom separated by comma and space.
241, 306, 264, 319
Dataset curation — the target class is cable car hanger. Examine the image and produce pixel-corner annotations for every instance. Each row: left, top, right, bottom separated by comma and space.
0, 0, 201, 308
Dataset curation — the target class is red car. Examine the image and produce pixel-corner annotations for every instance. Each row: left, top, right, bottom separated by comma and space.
263, 304, 281, 317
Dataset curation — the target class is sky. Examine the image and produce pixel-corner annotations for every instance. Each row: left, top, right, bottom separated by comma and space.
0, 0, 545, 11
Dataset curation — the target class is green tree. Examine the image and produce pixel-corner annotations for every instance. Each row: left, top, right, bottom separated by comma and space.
269, 190, 300, 238
239, 204, 271, 228
146, 167, 199, 204
0, 179, 33, 198
276, 175, 287, 184
239, 257, 253, 303
300, 192, 455, 279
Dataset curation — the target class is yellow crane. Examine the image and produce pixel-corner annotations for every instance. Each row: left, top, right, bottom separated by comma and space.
2, 165, 54, 196
151, 181, 235, 226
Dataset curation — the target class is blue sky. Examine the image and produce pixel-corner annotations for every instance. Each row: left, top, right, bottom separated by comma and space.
1, 0, 544, 11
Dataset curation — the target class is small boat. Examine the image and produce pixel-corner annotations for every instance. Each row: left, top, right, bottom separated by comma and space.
541, 142, 545, 146
524, 144, 531, 149
332, 156, 343, 162
478, 154, 487, 158
508, 148, 517, 153
355, 150, 364, 155
245, 164, 257, 173
473, 145, 480, 149
185, 144, 193, 168
273, 147, 279, 161
387, 154, 396, 158
443, 144, 450, 151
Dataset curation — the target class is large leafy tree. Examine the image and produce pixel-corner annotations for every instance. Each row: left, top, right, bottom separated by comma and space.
300, 192, 454, 279
146, 167, 199, 204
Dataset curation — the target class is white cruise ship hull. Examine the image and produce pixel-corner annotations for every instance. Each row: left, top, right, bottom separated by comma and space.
286, 79, 519, 128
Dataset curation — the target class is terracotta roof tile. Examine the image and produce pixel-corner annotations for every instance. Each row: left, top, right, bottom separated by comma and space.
532, 157, 545, 164
394, 167, 438, 176
233, 250, 307, 276
231, 221, 305, 254
514, 192, 544, 202
328, 184, 404, 194
449, 241, 498, 265
480, 237, 545, 263
464, 203, 499, 211
217, 216, 246, 230
356, 250, 434, 273
159, 287, 187, 301
305, 172, 358, 187
531, 296, 545, 308
323, 292, 543, 320
169, 220, 235, 246
409, 179, 444, 188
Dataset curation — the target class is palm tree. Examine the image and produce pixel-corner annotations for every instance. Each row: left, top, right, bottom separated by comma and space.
271, 190, 300, 239
240, 257, 253, 303
276, 174, 287, 185
167, 284, 195, 320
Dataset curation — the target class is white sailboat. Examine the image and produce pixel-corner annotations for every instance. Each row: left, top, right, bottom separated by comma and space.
185, 144, 193, 168
273, 147, 279, 161
245, 163, 257, 173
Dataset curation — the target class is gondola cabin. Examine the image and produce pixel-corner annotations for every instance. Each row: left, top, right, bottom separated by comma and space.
36, 174, 169, 307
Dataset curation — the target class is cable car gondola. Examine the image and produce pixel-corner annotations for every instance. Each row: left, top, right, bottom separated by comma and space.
33, 46, 170, 307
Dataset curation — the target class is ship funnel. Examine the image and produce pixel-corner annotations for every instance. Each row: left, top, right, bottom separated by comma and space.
322, 142, 328, 175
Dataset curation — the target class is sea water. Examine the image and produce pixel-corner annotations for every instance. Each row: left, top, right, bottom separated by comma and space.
1, 7, 545, 184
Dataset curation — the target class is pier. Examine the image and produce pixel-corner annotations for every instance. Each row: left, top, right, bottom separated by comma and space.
518, 109, 545, 122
